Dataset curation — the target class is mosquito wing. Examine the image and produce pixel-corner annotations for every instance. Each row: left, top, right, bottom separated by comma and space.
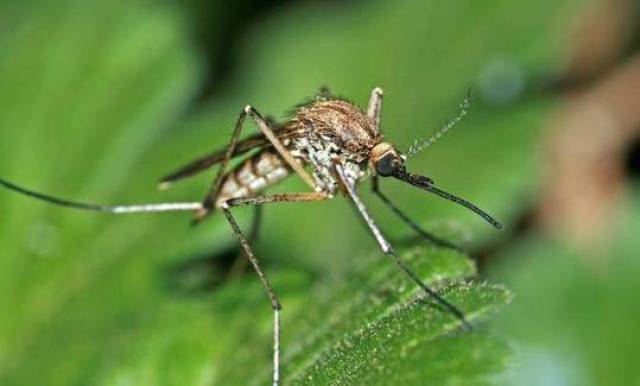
158, 126, 304, 189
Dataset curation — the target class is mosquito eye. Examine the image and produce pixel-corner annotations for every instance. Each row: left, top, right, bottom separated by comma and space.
376, 154, 401, 176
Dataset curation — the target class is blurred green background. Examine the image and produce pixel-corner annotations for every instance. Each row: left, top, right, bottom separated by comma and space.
1, 0, 640, 385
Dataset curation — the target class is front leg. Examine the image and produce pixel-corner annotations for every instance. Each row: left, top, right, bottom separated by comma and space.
371, 176, 461, 251
334, 164, 469, 329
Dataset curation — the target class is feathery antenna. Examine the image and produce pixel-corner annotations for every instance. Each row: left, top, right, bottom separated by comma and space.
408, 89, 472, 156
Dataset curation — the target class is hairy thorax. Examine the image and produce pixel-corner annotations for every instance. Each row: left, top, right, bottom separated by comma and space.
287, 100, 380, 193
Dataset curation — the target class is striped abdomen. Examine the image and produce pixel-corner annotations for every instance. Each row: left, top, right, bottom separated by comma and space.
216, 150, 292, 204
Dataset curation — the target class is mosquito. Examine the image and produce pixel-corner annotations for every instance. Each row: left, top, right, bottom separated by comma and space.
0, 86, 502, 385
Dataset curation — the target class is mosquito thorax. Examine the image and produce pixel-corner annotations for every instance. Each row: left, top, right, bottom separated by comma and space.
369, 142, 404, 177
292, 100, 378, 155
286, 99, 380, 192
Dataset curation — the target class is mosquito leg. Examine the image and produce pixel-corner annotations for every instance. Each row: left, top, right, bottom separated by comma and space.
334, 164, 470, 329
224, 192, 329, 207
227, 205, 263, 278
244, 106, 318, 190
220, 203, 282, 386
367, 87, 383, 133
218, 191, 328, 385
199, 107, 253, 218
371, 176, 461, 251
0, 177, 203, 214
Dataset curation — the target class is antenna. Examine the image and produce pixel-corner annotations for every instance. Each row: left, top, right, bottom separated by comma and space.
0, 177, 202, 214
407, 89, 472, 156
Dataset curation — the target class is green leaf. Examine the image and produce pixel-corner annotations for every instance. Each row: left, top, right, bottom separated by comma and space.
281, 247, 512, 386
0, 0, 584, 385
169, 245, 510, 386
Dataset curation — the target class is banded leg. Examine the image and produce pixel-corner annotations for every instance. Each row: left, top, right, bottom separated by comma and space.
219, 191, 329, 386
334, 164, 470, 329
227, 205, 264, 278
0, 177, 203, 214
367, 87, 384, 133
200, 105, 318, 219
371, 176, 461, 251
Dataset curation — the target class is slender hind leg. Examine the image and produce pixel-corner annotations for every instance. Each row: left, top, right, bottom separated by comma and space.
0, 177, 204, 214
219, 191, 329, 385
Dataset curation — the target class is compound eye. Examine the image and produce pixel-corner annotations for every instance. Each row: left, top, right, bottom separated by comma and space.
376, 153, 401, 176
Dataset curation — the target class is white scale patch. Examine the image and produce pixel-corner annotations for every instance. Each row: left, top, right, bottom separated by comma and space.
291, 134, 367, 193
218, 151, 291, 204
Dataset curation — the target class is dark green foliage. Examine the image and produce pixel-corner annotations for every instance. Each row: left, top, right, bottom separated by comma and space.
0, 0, 588, 385
282, 249, 511, 386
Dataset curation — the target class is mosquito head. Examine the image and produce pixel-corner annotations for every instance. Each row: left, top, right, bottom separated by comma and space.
369, 142, 406, 177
